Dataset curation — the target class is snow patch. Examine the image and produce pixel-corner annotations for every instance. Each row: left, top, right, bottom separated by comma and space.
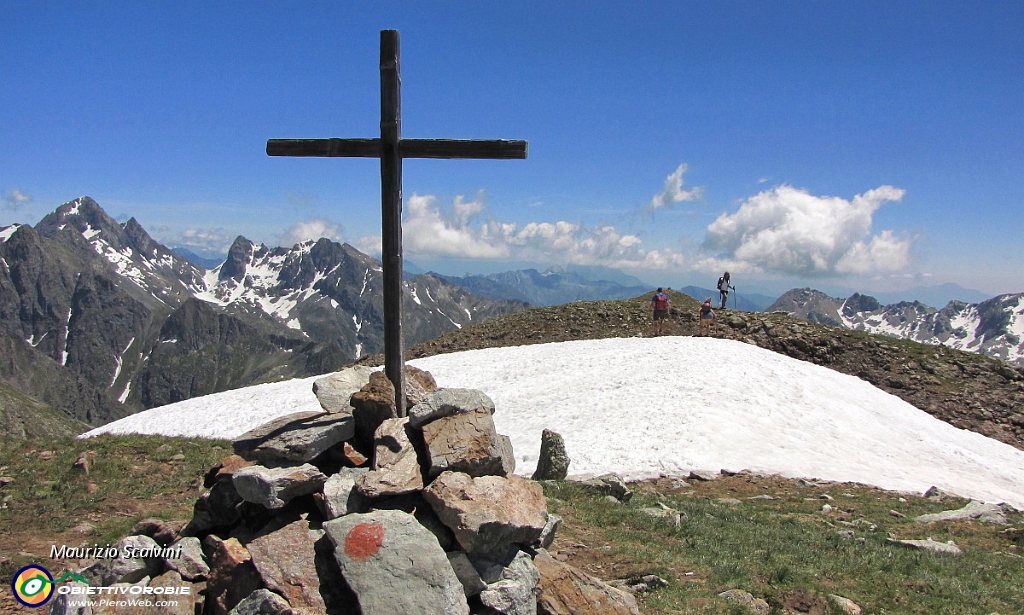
110, 337, 135, 387
118, 381, 132, 404
82, 337, 1024, 508
0, 224, 21, 242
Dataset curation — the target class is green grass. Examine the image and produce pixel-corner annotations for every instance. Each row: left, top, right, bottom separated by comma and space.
0, 434, 229, 580
1, 433, 1021, 614
543, 479, 1024, 615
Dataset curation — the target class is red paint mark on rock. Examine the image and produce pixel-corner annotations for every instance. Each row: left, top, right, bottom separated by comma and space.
345, 522, 386, 562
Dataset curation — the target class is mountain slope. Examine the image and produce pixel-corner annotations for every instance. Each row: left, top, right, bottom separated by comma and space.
768, 288, 1024, 365
0, 197, 524, 426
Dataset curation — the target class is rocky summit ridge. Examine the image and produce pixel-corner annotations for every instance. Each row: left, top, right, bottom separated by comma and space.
356, 290, 1023, 453
0, 197, 525, 429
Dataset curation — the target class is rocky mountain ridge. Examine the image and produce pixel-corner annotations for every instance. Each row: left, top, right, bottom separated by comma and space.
767, 288, 1024, 365
0, 197, 524, 427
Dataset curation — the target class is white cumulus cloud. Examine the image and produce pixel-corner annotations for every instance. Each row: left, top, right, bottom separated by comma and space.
278, 218, 345, 247
402, 192, 683, 270
3, 189, 31, 210
156, 228, 233, 255
647, 164, 703, 212
702, 184, 911, 276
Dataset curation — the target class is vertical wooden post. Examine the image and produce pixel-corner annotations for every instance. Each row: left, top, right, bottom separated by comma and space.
379, 30, 406, 416
267, 30, 525, 417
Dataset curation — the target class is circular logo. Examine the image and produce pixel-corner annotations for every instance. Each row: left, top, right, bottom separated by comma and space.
11, 565, 54, 608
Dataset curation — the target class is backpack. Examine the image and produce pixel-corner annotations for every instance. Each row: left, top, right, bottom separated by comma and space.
653, 293, 667, 311
700, 301, 712, 315
717, 276, 726, 291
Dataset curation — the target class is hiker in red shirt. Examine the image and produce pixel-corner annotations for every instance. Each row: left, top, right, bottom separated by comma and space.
650, 288, 669, 336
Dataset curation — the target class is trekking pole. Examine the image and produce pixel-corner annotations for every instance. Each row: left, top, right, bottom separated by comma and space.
733, 287, 737, 310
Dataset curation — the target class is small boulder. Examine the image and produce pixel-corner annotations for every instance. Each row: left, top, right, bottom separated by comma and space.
241, 414, 356, 464
312, 365, 375, 413
355, 417, 425, 498
315, 467, 369, 519
718, 589, 769, 614
350, 371, 401, 443
914, 500, 1009, 525
232, 464, 327, 510
232, 412, 326, 457
227, 588, 294, 615
421, 409, 514, 477
163, 536, 209, 581
80, 535, 162, 586
531, 429, 570, 481
408, 388, 496, 428
423, 472, 548, 555
533, 549, 639, 615
889, 537, 963, 555
570, 473, 633, 502
131, 518, 182, 547
203, 535, 262, 615
246, 520, 326, 614
478, 550, 541, 615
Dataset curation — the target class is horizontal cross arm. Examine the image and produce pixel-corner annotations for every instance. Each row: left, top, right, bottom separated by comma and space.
266, 138, 528, 159
267, 138, 380, 157
401, 139, 527, 159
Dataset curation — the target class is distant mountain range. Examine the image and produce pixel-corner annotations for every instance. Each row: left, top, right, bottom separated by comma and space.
0, 197, 525, 426
767, 288, 1024, 365
436, 264, 653, 307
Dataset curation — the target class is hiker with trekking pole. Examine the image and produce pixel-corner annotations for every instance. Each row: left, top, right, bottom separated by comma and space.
717, 272, 735, 310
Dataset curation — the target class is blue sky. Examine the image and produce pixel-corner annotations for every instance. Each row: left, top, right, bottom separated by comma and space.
2, 2, 1022, 298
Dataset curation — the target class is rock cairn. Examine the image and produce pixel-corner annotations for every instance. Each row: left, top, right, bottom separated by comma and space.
52, 365, 640, 615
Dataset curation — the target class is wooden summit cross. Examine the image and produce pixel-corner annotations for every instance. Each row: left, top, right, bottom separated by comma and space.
267, 30, 527, 416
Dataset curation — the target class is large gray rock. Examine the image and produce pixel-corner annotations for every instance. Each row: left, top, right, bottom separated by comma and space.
312, 365, 375, 413
163, 536, 209, 581
533, 549, 639, 615
323, 509, 469, 615
531, 429, 570, 480
227, 589, 294, 615
914, 500, 1009, 524
421, 409, 514, 477
355, 418, 425, 498
316, 467, 369, 519
423, 472, 549, 555
408, 388, 496, 428
246, 520, 325, 614
232, 464, 327, 510
80, 535, 162, 585
244, 414, 356, 463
